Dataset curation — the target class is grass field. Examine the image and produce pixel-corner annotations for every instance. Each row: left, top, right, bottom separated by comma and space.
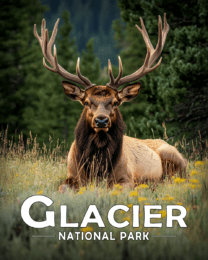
0, 131, 208, 260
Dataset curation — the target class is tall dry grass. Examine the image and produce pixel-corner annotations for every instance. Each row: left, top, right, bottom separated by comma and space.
0, 130, 208, 260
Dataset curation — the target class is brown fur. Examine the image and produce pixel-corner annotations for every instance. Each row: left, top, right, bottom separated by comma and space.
59, 85, 188, 192
75, 108, 125, 181
34, 16, 176, 193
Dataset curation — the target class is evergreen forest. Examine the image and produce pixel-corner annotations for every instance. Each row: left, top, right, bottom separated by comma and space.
0, 0, 207, 148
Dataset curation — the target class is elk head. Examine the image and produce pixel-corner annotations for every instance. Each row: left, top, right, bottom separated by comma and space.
34, 14, 169, 135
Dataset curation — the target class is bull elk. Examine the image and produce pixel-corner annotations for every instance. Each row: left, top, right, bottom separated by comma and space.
34, 14, 187, 192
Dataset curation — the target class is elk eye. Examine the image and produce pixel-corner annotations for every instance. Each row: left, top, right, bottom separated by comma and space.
113, 102, 119, 107
84, 101, 89, 106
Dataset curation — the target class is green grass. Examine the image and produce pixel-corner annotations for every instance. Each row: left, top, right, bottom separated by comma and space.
0, 132, 208, 260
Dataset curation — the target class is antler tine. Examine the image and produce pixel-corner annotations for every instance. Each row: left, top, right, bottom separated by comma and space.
137, 18, 154, 50
150, 15, 163, 65
107, 56, 123, 89
48, 19, 59, 48
41, 19, 45, 41
134, 15, 163, 68
53, 44, 59, 70
107, 14, 169, 89
108, 59, 115, 86
114, 56, 123, 84
44, 29, 49, 49
76, 57, 81, 76
76, 57, 96, 89
42, 44, 58, 72
34, 23, 41, 46
162, 13, 169, 48
34, 19, 95, 89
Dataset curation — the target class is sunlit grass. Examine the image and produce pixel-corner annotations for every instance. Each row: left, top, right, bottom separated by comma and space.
0, 131, 208, 260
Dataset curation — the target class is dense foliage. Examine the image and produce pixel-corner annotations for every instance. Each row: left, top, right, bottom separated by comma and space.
22, 10, 83, 145
1, 0, 207, 147
0, 2, 104, 146
0, 0, 47, 138
115, 0, 208, 141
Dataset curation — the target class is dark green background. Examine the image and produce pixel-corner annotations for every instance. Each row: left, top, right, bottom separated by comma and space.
0, 0, 207, 147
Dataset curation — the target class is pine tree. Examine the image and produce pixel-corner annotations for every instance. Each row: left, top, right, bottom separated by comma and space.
21, 40, 56, 143
23, 10, 102, 146
23, 10, 82, 145
0, 0, 47, 138
56, 10, 82, 143
112, 15, 159, 136
80, 38, 101, 84
116, 0, 208, 140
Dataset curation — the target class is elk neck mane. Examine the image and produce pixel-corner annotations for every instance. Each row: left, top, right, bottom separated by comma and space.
74, 108, 126, 178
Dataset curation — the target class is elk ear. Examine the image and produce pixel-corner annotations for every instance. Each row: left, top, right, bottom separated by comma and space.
62, 81, 85, 103
118, 82, 142, 104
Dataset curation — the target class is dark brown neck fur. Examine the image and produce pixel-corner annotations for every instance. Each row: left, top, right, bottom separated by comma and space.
75, 109, 126, 180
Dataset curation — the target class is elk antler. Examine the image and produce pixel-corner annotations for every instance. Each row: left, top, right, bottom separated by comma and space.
34, 19, 96, 90
107, 13, 169, 90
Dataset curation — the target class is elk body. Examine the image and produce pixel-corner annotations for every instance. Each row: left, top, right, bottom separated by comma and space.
34, 14, 187, 192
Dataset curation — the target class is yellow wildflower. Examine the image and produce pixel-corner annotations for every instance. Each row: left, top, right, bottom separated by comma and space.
138, 197, 147, 202
162, 194, 174, 201
114, 184, 122, 190
127, 204, 133, 208
123, 217, 130, 222
187, 184, 201, 189
176, 202, 182, 205
189, 179, 199, 184
158, 210, 167, 218
89, 185, 94, 192
136, 184, 149, 189
156, 198, 159, 201
15, 174, 19, 177
37, 190, 43, 195
78, 187, 86, 194
80, 187, 86, 192
130, 190, 138, 197
174, 177, 186, 184
190, 169, 199, 176
195, 161, 206, 167
111, 190, 119, 196
81, 226, 93, 233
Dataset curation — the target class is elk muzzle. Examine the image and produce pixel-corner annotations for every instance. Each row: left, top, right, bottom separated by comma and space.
94, 117, 109, 128
93, 114, 110, 133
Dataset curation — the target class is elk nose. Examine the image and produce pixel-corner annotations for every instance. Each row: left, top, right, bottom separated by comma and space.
94, 117, 109, 128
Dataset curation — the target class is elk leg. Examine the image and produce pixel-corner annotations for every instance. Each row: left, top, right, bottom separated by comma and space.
156, 144, 188, 177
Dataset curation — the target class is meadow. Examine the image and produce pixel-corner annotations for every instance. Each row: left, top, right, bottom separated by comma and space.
0, 131, 208, 260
